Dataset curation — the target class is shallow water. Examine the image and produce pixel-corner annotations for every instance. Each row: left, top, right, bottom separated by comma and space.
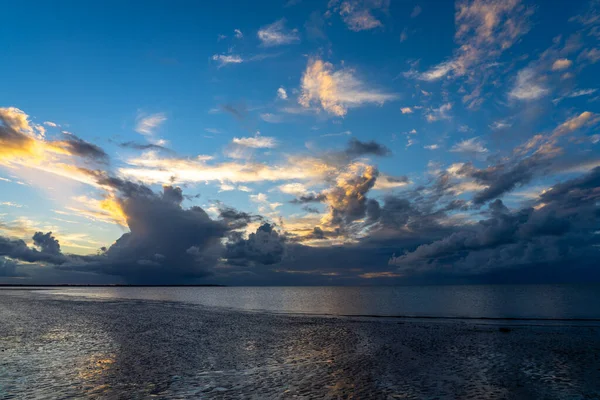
40, 284, 600, 319
1, 289, 600, 399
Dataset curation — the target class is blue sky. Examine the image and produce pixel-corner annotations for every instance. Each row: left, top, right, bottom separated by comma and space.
1, 0, 599, 284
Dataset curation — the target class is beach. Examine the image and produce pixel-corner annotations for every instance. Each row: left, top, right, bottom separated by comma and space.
1, 290, 600, 399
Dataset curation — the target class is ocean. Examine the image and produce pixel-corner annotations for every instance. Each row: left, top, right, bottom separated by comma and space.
43, 284, 600, 320
1, 285, 600, 399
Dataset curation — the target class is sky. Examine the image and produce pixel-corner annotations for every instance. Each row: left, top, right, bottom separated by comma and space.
1, 0, 599, 285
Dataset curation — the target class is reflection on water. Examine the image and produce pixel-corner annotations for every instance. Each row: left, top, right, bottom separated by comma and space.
45, 284, 600, 319
1, 290, 600, 399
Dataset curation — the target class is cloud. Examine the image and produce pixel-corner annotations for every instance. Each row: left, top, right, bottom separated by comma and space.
321, 130, 352, 137
0, 106, 109, 190
0, 232, 68, 265
373, 174, 409, 190
400, 107, 413, 114
568, 88, 597, 98
425, 103, 452, 122
0, 202, 22, 208
277, 182, 310, 196
390, 167, 600, 275
508, 68, 549, 100
257, 19, 300, 47
119, 152, 330, 185
43, 121, 58, 127
450, 137, 488, 153
490, 120, 512, 130
413, 0, 531, 82
232, 135, 278, 148
260, 113, 284, 123
224, 223, 286, 266
234, 29, 243, 39
135, 112, 166, 136
299, 58, 398, 116
277, 87, 288, 100
551, 58, 572, 70
321, 163, 378, 226
119, 141, 172, 152
344, 138, 391, 158
410, 5, 422, 18
54, 134, 109, 164
211, 54, 244, 67
424, 144, 439, 150
329, 0, 389, 32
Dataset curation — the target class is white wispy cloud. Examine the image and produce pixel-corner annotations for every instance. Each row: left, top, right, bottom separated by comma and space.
0, 202, 22, 208
299, 58, 397, 117
234, 29, 243, 39
509, 68, 549, 100
320, 131, 352, 137
232, 136, 278, 148
450, 137, 489, 153
43, 121, 58, 127
260, 113, 284, 123
424, 144, 439, 150
135, 112, 166, 136
257, 19, 300, 47
211, 54, 244, 67
489, 120, 512, 130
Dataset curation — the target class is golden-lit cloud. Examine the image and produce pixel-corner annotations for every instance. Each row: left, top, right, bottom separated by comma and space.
119, 151, 337, 185
299, 59, 397, 117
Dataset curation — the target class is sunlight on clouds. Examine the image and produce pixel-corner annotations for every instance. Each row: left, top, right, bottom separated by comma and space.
413, 0, 531, 82
551, 58, 572, 71
299, 59, 397, 117
119, 151, 336, 185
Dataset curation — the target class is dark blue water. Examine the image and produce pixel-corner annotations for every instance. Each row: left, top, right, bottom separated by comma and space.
40, 284, 600, 320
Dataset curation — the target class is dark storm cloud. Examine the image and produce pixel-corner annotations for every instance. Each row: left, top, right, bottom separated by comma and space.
219, 207, 263, 229
32, 232, 62, 255
41, 171, 289, 283
0, 233, 68, 265
343, 138, 391, 158
224, 223, 287, 266
62, 183, 229, 283
468, 157, 545, 205
389, 167, 600, 275
59, 135, 109, 164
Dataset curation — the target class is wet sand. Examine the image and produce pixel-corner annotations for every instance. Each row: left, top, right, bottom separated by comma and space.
1, 290, 600, 399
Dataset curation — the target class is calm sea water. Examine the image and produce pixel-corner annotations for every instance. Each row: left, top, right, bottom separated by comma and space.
39, 284, 600, 320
